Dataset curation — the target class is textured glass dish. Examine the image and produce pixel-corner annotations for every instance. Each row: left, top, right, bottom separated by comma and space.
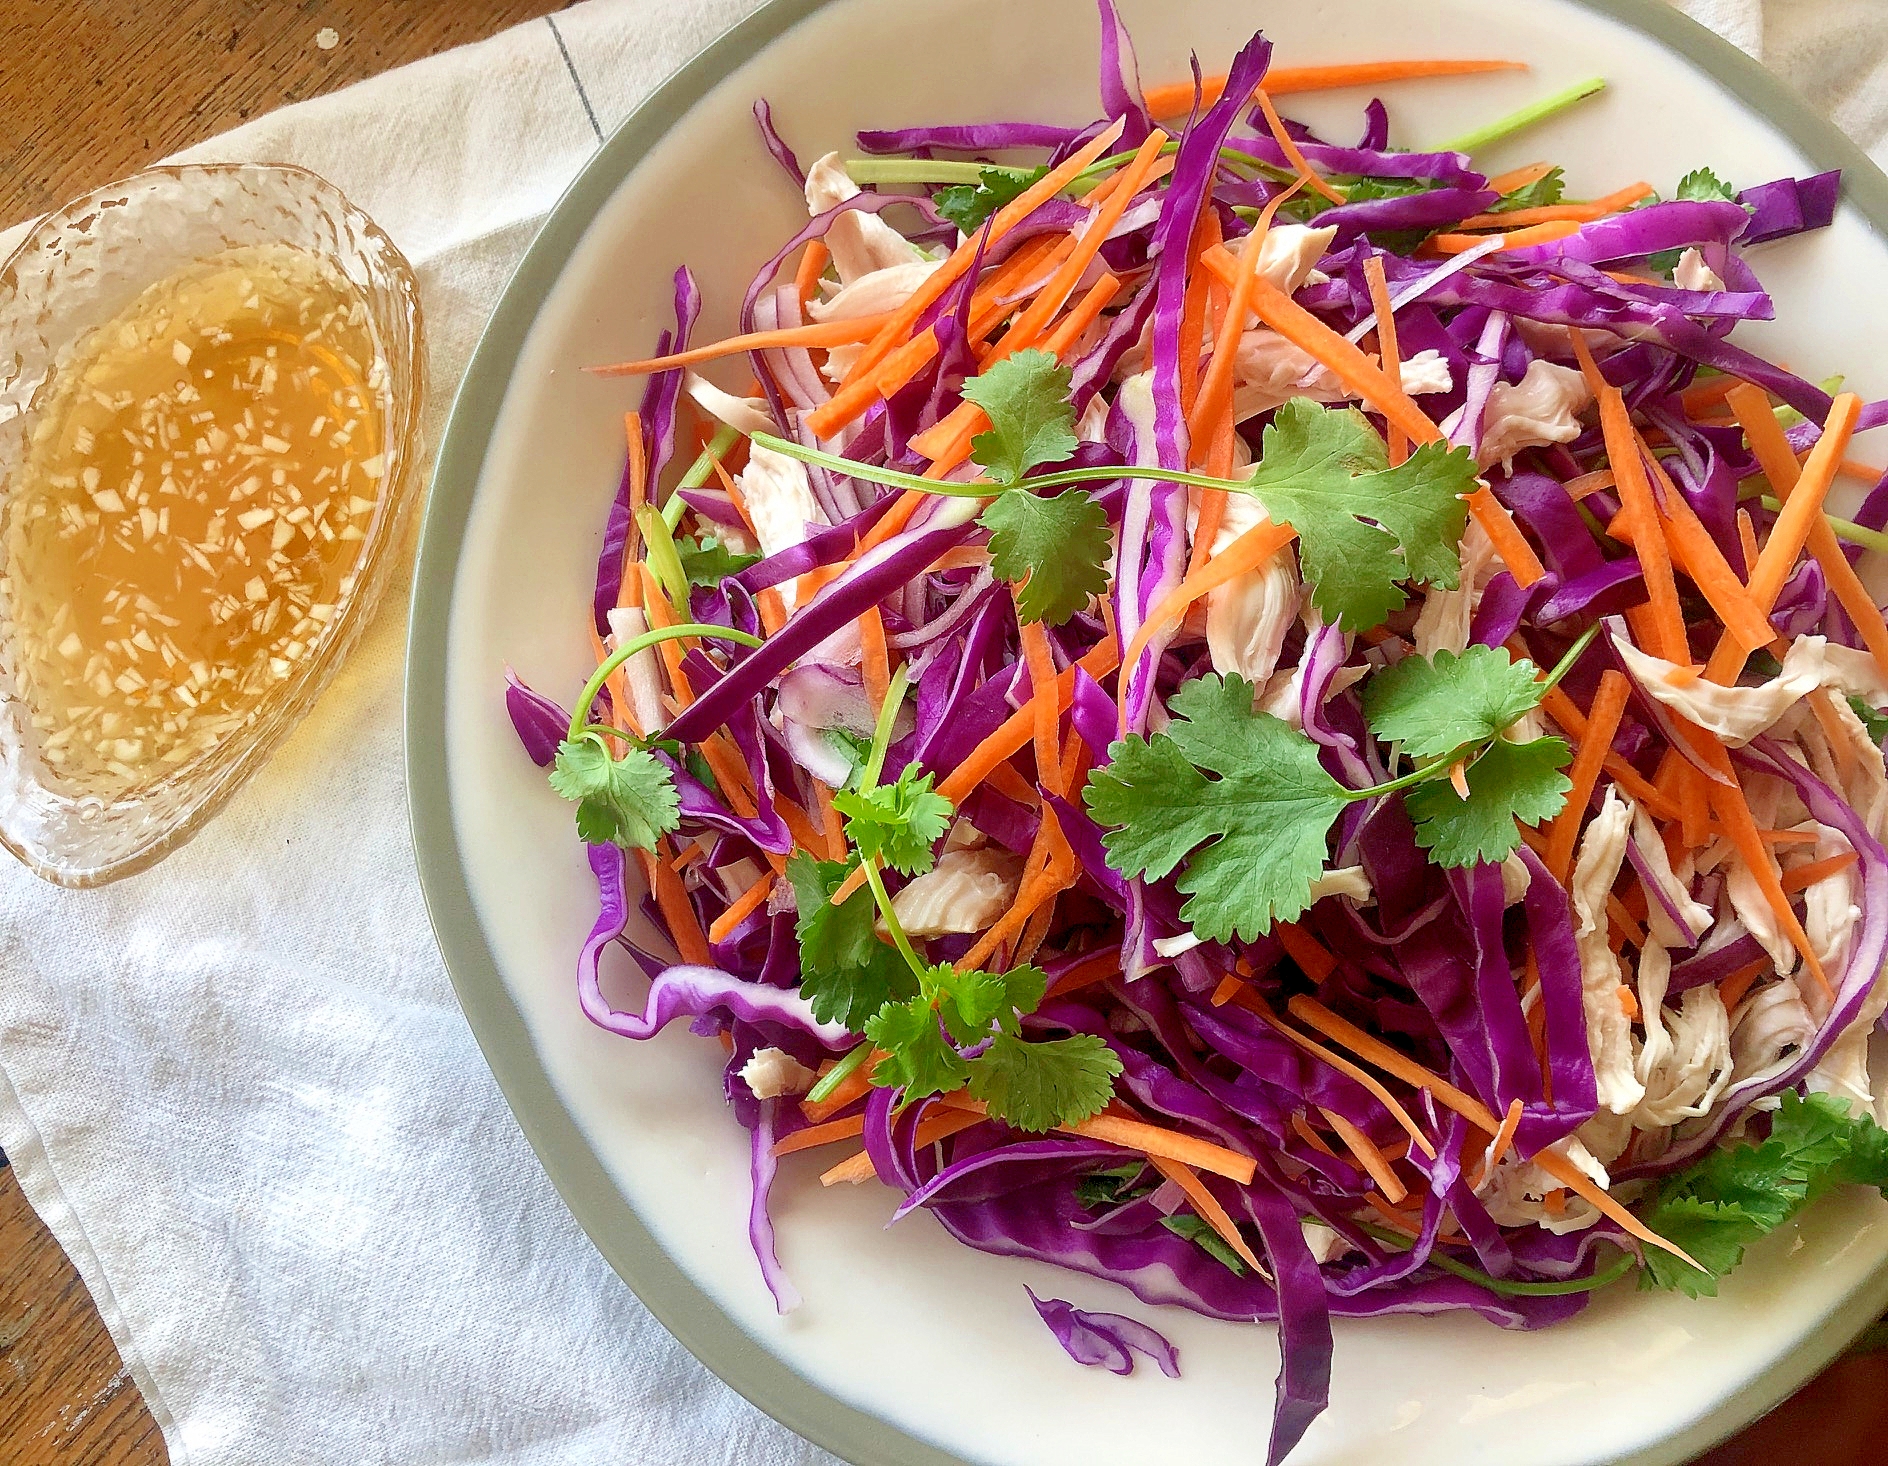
0, 164, 424, 886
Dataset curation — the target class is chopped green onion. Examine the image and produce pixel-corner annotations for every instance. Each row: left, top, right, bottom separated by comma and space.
1437, 77, 1607, 155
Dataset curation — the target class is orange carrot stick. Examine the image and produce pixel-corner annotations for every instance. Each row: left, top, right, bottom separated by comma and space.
1319, 1107, 1408, 1204
707, 871, 777, 944
1779, 850, 1860, 895
1487, 162, 1554, 195
1453, 182, 1653, 230
1149, 1156, 1269, 1272
772, 1112, 867, 1156
1275, 922, 1339, 982
1728, 385, 1888, 682
1021, 621, 1065, 800
936, 635, 1121, 807
819, 1108, 987, 1185
1429, 220, 1582, 253
793, 238, 831, 307
1252, 89, 1343, 205
1141, 58, 1527, 119
1544, 670, 1630, 880
589, 315, 894, 377
1638, 446, 1775, 652
1362, 252, 1406, 464
646, 844, 712, 965
1473, 1098, 1526, 1189
1121, 520, 1299, 680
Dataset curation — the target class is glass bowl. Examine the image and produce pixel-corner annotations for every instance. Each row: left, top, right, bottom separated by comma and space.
0, 163, 425, 886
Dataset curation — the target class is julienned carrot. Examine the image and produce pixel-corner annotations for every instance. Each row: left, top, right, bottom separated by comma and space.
1244, 994, 1438, 1158
589, 314, 894, 377
1487, 162, 1554, 195
1637, 447, 1776, 653
1742, 391, 1863, 617
1429, 220, 1582, 253
1779, 850, 1860, 895
638, 565, 697, 705
936, 635, 1122, 807
1467, 488, 1547, 588
1728, 385, 1888, 681
1120, 520, 1299, 686
1139, 58, 1527, 118
617, 414, 648, 609
859, 605, 892, 713
1253, 88, 1344, 205
1275, 922, 1338, 982
645, 844, 712, 965
1040, 273, 1124, 357
771, 1111, 867, 1156
1062, 1112, 1258, 1185
1190, 177, 1306, 454
707, 871, 777, 944
1703, 749, 1831, 999
794, 238, 831, 307
1717, 957, 1769, 1013
820, 1108, 987, 1185
1148, 1156, 1269, 1272
1245, 272, 1442, 446
1453, 181, 1653, 230
1582, 353, 1686, 661
1473, 1098, 1526, 1190
1048, 949, 1120, 997
957, 813, 1076, 971
1544, 670, 1630, 880
1283, 994, 1699, 1266
1361, 253, 1406, 464
775, 797, 832, 863
1319, 1107, 1407, 1204
808, 118, 1128, 437
1020, 621, 1065, 800
1176, 208, 1224, 420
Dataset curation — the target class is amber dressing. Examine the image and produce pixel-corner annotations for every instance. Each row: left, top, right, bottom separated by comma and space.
4, 246, 386, 791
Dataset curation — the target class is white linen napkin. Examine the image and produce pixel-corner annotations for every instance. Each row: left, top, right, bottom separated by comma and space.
0, 3, 1883, 1463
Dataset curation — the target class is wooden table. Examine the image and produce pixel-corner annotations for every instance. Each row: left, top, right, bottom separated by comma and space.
2, 2, 1885, 1462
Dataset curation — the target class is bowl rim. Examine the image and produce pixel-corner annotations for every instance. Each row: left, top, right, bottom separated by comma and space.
0, 159, 427, 887
405, 2, 1888, 1462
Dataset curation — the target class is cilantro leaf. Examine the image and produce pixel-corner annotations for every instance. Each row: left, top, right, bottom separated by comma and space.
548, 735, 681, 852
934, 165, 1047, 234
1240, 400, 1476, 631
1160, 1214, 1250, 1275
1850, 695, 1888, 746
962, 349, 1080, 485
1675, 167, 1739, 204
787, 852, 918, 1029
979, 487, 1112, 624
1075, 1163, 1153, 1211
1639, 1091, 1888, 1296
865, 996, 970, 1099
831, 767, 953, 875
966, 1031, 1123, 1132
1084, 673, 1352, 941
1490, 167, 1565, 212
1363, 645, 1546, 758
1339, 176, 1433, 206
1403, 736, 1571, 867
674, 533, 760, 587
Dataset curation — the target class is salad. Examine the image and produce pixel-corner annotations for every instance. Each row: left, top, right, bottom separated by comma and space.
505, 6, 1888, 1458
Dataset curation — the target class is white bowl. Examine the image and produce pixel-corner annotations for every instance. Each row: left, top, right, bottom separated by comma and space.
409, 1, 1888, 1461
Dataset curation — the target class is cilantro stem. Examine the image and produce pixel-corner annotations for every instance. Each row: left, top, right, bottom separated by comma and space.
637, 503, 692, 607
860, 664, 912, 791
1539, 622, 1601, 694
581, 724, 642, 743
567, 622, 764, 741
665, 423, 741, 531
861, 857, 928, 977
804, 1041, 874, 1105
752, 431, 1265, 502
1356, 1221, 1638, 1295
1345, 762, 1447, 802
1435, 76, 1607, 155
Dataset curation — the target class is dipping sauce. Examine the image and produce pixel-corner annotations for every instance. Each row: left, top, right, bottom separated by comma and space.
4, 245, 387, 791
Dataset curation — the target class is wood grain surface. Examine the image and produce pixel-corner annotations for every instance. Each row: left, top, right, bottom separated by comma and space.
0, 1, 1884, 1463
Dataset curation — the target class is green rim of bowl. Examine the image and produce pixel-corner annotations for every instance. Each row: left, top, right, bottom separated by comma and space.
407, 3, 1888, 1463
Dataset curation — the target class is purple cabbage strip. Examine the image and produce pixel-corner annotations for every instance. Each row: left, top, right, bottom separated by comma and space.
752, 98, 805, 187
505, 669, 569, 767
1027, 1287, 1182, 1378
749, 1099, 802, 1313
1738, 169, 1841, 245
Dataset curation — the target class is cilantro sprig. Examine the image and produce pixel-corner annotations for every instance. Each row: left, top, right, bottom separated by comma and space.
791, 665, 1122, 1130
547, 621, 764, 853
1639, 1091, 1888, 1296
934, 164, 1048, 234
755, 372, 1477, 633
1086, 635, 1591, 942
